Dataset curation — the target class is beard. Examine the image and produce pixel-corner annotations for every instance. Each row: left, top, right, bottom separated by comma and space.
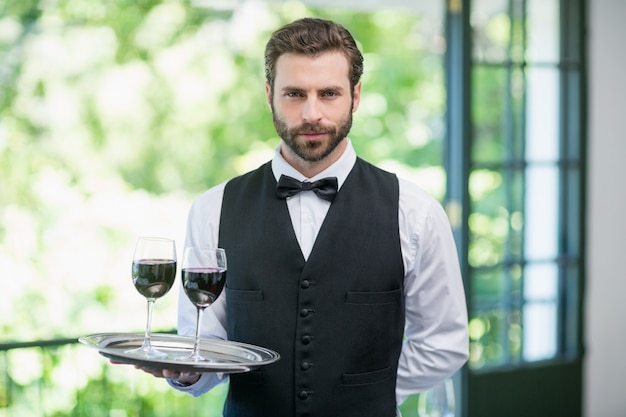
271, 101, 353, 163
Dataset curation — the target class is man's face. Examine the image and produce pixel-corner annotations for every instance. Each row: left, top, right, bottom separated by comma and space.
266, 51, 361, 164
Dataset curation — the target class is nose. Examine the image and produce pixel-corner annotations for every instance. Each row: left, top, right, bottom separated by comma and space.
302, 97, 322, 123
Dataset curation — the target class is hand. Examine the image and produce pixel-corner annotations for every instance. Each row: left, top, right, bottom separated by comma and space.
109, 360, 201, 386
140, 367, 201, 386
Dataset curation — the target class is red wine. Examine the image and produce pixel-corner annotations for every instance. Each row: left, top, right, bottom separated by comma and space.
182, 267, 227, 308
132, 259, 176, 298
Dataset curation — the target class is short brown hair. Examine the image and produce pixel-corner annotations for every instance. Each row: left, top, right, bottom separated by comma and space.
264, 17, 364, 93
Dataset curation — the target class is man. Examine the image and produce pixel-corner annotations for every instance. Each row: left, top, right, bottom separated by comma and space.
144, 17, 468, 416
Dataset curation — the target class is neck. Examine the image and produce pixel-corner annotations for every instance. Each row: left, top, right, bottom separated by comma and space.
280, 139, 348, 178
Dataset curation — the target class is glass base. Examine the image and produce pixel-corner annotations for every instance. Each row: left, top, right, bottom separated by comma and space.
175, 351, 213, 362
124, 345, 169, 360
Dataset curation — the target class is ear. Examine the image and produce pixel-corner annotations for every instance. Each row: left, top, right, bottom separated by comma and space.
265, 81, 272, 109
351, 81, 362, 112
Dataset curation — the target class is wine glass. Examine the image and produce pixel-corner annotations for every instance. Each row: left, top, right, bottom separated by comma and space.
178, 247, 227, 361
417, 379, 456, 417
127, 237, 177, 359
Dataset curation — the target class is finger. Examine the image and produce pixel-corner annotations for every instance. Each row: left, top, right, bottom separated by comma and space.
177, 371, 201, 384
162, 369, 178, 378
133, 366, 169, 378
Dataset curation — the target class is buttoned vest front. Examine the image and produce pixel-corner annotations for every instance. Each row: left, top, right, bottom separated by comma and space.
218, 158, 405, 417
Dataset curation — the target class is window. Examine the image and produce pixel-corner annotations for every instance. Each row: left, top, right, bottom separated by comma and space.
446, 0, 586, 415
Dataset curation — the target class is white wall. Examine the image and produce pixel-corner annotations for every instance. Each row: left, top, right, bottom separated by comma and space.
585, 0, 626, 416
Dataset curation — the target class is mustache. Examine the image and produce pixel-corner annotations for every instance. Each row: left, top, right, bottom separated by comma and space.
291, 123, 335, 135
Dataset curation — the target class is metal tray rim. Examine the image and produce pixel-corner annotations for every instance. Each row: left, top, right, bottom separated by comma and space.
79, 332, 280, 373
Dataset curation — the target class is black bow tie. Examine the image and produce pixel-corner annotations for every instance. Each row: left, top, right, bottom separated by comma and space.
276, 175, 338, 202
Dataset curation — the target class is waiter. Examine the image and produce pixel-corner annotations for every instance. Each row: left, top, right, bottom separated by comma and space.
139, 17, 468, 417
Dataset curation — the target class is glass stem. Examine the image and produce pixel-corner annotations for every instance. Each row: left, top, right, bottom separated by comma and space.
142, 298, 156, 351
191, 307, 205, 360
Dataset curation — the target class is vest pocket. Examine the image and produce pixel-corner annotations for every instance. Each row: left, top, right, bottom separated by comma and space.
345, 289, 401, 305
225, 288, 264, 302
341, 366, 392, 386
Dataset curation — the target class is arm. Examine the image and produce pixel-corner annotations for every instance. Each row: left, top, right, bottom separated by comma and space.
396, 181, 469, 404
167, 184, 230, 396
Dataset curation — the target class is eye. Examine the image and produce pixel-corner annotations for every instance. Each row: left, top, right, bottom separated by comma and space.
321, 90, 340, 98
285, 91, 304, 98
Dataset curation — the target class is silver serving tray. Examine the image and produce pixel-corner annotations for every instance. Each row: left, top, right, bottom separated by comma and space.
79, 332, 280, 373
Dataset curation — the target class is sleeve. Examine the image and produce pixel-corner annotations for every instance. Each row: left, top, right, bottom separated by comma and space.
167, 370, 225, 397
169, 183, 230, 396
395, 180, 469, 405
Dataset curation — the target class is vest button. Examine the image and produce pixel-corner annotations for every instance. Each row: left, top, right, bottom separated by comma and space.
301, 335, 312, 344
298, 390, 309, 400
301, 279, 310, 289
301, 361, 311, 370
300, 308, 309, 317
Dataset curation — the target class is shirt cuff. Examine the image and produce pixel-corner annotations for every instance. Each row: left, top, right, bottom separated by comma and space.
167, 372, 226, 397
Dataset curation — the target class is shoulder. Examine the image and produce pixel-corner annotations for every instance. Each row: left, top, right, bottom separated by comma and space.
356, 157, 396, 178
184, 182, 228, 248
192, 181, 227, 206
190, 162, 272, 217
398, 177, 451, 229
398, 177, 439, 209
188, 181, 227, 220
225, 162, 272, 187
352, 158, 400, 195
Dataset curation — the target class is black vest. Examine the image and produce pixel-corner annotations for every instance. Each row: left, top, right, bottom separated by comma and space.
218, 158, 405, 417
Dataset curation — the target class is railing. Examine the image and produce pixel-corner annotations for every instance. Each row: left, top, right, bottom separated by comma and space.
1, 338, 422, 417
0, 337, 227, 417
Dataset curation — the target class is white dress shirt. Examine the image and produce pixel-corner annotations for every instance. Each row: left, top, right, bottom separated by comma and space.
170, 140, 469, 405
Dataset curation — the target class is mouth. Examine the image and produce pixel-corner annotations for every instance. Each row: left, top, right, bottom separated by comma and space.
298, 132, 327, 141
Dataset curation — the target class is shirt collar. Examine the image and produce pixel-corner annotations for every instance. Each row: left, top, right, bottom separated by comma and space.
271, 139, 357, 191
